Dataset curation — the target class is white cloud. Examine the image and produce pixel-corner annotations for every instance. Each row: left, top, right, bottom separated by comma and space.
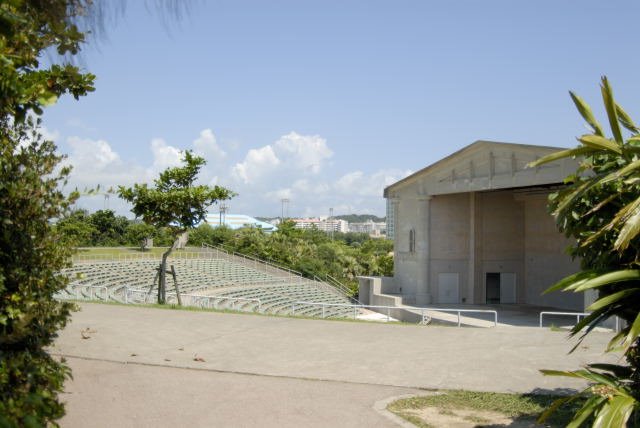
67, 136, 122, 171
231, 145, 280, 184
335, 169, 413, 197
193, 129, 226, 160
229, 132, 333, 188
274, 132, 332, 173
150, 138, 182, 171
41, 126, 60, 143
265, 188, 293, 200
58, 128, 408, 218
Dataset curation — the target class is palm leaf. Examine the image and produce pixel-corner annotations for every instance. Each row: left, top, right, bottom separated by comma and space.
537, 394, 580, 425
544, 270, 600, 294
606, 330, 627, 353
597, 159, 640, 186
592, 395, 636, 428
528, 146, 596, 168
621, 312, 640, 350
570, 307, 610, 344
588, 363, 633, 379
567, 395, 607, 428
578, 134, 622, 154
600, 76, 624, 145
586, 288, 640, 311
627, 136, 640, 146
614, 195, 640, 250
540, 369, 618, 387
574, 269, 640, 292
570, 90, 605, 136
616, 103, 639, 134
554, 178, 602, 219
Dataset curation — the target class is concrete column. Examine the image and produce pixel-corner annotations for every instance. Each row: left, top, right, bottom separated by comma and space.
468, 192, 475, 304
416, 196, 432, 304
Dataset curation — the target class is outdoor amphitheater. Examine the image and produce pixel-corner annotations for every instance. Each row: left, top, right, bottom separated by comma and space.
53, 246, 619, 427
57, 245, 365, 320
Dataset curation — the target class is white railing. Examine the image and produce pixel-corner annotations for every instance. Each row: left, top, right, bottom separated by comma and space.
202, 243, 304, 280
538, 311, 620, 331
167, 293, 262, 312
203, 243, 356, 301
291, 301, 498, 327
539, 311, 590, 328
421, 307, 498, 327
57, 284, 261, 313
56, 285, 109, 301
72, 250, 222, 264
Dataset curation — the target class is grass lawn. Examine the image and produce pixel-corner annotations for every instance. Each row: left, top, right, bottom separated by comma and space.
387, 390, 583, 427
73, 246, 212, 259
75, 246, 173, 256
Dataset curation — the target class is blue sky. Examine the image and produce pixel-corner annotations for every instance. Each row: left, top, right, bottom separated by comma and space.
42, 0, 640, 218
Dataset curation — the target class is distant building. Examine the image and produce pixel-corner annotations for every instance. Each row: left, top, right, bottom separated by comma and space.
348, 220, 387, 237
386, 199, 395, 240
291, 217, 349, 233
202, 213, 278, 233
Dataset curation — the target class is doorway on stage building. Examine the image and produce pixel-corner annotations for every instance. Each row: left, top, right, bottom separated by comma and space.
485, 272, 516, 304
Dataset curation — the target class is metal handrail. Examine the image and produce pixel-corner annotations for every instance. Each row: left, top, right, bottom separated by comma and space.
58, 284, 262, 313
55, 284, 109, 301
292, 301, 498, 327
539, 311, 590, 328
202, 243, 305, 279
202, 243, 355, 299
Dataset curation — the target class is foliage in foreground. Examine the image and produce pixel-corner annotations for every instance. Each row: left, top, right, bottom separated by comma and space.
531, 77, 640, 427
0, 0, 95, 425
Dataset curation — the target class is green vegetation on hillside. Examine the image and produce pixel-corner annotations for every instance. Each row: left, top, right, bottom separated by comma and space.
334, 214, 385, 223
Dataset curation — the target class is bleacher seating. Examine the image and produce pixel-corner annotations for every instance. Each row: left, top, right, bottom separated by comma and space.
58, 251, 357, 319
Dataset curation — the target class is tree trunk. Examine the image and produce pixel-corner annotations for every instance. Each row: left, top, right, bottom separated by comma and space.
158, 237, 180, 304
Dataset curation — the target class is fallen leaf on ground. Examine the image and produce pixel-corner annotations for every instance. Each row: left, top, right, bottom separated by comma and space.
80, 327, 96, 339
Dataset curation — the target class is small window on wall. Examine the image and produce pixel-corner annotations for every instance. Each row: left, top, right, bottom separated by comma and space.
409, 229, 415, 253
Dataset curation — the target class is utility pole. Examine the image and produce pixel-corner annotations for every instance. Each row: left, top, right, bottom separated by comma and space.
219, 203, 228, 226
329, 207, 334, 240
281, 198, 289, 221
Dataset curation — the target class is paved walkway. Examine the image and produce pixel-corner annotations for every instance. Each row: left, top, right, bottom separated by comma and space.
55, 303, 617, 427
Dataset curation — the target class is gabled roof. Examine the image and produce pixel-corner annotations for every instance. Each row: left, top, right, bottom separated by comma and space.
384, 140, 577, 198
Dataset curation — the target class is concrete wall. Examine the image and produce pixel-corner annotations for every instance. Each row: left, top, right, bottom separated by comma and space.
357, 276, 425, 323
475, 191, 525, 304
429, 193, 471, 303
522, 196, 582, 310
393, 196, 420, 303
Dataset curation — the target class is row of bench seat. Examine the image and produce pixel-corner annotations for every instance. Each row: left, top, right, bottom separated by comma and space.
58, 256, 357, 318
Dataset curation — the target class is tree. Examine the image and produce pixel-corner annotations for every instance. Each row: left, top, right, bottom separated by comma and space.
118, 151, 233, 304
125, 222, 157, 251
89, 209, 129, 246
0, 0, 95, 425
55, 209, 97, 247
533, 77, 640, 426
